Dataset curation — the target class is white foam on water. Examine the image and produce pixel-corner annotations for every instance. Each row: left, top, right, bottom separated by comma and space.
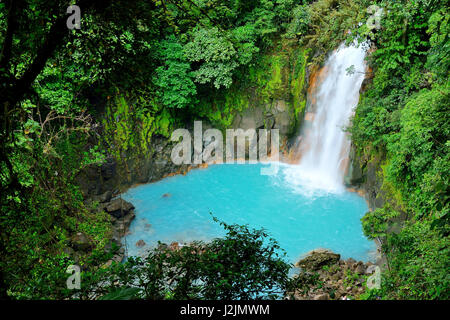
285, 42, 367, 196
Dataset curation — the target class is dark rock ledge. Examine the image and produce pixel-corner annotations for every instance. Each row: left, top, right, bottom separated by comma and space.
67, 192, 137, 266
101, 196, 136, 265
289, 249, 379, 300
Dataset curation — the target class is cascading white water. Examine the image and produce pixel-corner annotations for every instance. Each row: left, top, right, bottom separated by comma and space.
284, 43, 367, 194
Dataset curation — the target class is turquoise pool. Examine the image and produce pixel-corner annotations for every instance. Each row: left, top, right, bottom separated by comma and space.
122, 163, 376, 264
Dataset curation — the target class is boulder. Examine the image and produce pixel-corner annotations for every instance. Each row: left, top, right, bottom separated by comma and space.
274, 111, 292, 135
113, 212, 135, 235
234, 107, 265, 131
355, 263, 366, 275
98, 190, 113, 203
105, 198, 135, 218
296, 249, 341, 271
345, 258, 356, 269
63, 246, 75, 257
158, 243, 169, 250
90, 190, 113, 205
70, 232, 92, 251
331, 274, 340, 281
271, 100, 294, 135
136, 240, 146, 248
273, 99, 288, 113
170, 242, 179, 250
100, 157, 116, 180
121, 212, 135, 228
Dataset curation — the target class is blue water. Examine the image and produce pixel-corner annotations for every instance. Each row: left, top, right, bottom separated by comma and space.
122, 163, 376, 264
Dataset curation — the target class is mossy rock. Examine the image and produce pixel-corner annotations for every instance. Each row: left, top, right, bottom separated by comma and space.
296, 249, 341, 271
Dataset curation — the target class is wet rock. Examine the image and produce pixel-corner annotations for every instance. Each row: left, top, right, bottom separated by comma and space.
345, 147, 364, 186
273, 100, 293, 136
136, 240, 146, 248
70, 232, 92, 251
355, 263, 366, 275
296, 249, 341, 271
88, 190, 113, 205
273, 99, 288, 113
98, 190, 112, 203
345, 258, 356, 270
158, 243, 169, 250
63, 246, 75, 256
121, 212, 135, 228
105, 198, 135, 218
233, 107, 265, 131
101, 158, 116, 180
113, 212, 135, 236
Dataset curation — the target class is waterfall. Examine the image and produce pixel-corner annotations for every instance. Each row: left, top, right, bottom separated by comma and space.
284, 43, 367, 194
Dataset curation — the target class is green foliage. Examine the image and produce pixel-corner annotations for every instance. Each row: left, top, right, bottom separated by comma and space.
102, 94, 176, 160
301, 0, 369, 64
184, 26, 240, 89
1, 129, 112, 299
77, 219, 300, 300
2, 0, 448, 301
154, 36, 197, 109
101, 93, 180, 186
195, 43, 308, 132
386, 84, 449, 221
362, 206, 400, 240
381, 220, 450, 300
291, 47, 309, 123
99, 287, 141, 300
426, 7, 450, 81
284, 4, 310, 39
351, 0, 449, 300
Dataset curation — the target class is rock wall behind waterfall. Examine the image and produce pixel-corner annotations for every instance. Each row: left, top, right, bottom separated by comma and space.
75, 40, 311, 199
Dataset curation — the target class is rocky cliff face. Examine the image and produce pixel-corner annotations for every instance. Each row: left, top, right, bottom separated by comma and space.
290, 249, 378, 300
344, 53, 387, 211
73, 43, 310, 265
76, 134, 192, 197
345, 146, 387, 210
76, 42, 310, 199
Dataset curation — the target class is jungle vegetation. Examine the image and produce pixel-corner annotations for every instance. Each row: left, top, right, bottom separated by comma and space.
0, 0, 448, 300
